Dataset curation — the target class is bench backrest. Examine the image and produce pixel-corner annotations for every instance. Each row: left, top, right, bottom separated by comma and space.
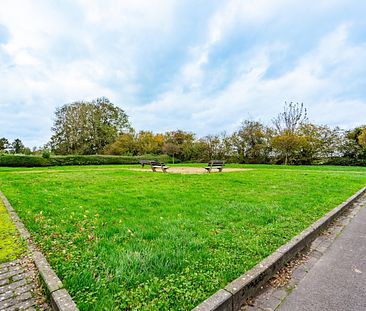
208, 160, 225, 166
150, 160, 165, 166
140, 160, 151, 165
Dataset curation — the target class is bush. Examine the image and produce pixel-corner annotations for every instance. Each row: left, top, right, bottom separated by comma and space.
324, 157, 366, 166
42, 150, 51, 159
0, 154, 174, 167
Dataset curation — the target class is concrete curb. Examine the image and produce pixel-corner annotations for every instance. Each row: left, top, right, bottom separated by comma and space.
0, 191, 79, 311
193, 186, 366, 311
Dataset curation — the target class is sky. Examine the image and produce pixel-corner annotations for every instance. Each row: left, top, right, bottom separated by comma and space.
1, 0, 366, 147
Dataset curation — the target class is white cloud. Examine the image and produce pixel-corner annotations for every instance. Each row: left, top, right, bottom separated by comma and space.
0, 0, 366, 147
134, 23, 366, 135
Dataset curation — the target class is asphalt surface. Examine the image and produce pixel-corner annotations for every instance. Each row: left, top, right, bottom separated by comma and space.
278, 201, 366, 311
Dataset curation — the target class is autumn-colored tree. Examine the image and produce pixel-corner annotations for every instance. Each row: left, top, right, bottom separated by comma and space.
271, 132, 305, 164
358, 127, 366, 148
103, 132, 137, 155
272, 102, 309, 164
135, 131, 164, 154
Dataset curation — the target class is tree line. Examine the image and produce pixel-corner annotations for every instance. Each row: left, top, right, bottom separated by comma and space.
1, 98, 366, 165
0, 138, 31, 154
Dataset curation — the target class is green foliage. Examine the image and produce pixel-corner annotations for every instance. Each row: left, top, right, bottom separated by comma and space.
341, 126, 366, 161
162, 130, 195, 162
232, 120, 272, 163
0, 165, 365, 309
358, 127, 366, 148
2, 102, 365, 166
49, 97, 131, 155
272, 132, 306, 165
0, 137, 10, 153
10, 138, 26, 154
324, 157, 366, 166
0, 154, 173, 167
42, 150, 51, 158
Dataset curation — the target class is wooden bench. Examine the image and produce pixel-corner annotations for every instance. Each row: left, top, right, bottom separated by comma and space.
205, 160, 225, 173
150, 161, 169, 173
140, 160, 152, 168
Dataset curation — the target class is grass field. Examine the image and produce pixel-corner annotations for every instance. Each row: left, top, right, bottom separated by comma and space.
0, 164, 366, 310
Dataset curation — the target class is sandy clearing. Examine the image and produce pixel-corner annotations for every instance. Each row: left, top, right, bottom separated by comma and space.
129, 167, 251, 174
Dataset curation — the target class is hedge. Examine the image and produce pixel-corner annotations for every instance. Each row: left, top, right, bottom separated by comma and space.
0, 154, 175, 167
324, 157, 366, 166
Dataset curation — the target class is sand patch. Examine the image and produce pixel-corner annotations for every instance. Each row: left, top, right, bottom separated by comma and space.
129, 166, 251, 174
3, 166, 251, 175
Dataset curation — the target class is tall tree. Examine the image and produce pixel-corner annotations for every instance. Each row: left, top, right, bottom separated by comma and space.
49, 97, 131, 155
298, 124, 343, 163
358, 127, 366, 148
341, 126, 366, 160
200, 135, 221, 160
0, 137, 9, 153
272, 102, 308, 164
135, 131, 164, 155
11, 138, 25, 154
163, 130, 195, 161
162, 143, 181, 164
103, 131, 137, 155
232, 120, 272, 163
272, 102, 308, 134
271, 134, 305, 165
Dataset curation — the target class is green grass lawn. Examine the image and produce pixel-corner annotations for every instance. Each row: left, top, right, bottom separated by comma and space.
0, 164, 365, 310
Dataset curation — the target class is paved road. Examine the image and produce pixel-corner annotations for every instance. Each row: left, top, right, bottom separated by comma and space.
278, 200, 366, 311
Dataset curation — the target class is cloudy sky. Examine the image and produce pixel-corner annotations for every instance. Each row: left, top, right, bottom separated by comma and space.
1, 0, 366, 147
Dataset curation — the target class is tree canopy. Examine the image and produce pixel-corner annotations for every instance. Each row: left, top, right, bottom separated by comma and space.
49, 97, 131, 155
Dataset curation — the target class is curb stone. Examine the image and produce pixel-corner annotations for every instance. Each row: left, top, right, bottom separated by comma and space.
192, 186, 366, 311
0, 191, 79, 311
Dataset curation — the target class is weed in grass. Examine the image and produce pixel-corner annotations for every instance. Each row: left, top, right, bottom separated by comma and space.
0, 201, 26, 263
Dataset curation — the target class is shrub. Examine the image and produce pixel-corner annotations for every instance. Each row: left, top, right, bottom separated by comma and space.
324, 157, 366, 166
42, 150, 51, 159
0, 154, 174, 167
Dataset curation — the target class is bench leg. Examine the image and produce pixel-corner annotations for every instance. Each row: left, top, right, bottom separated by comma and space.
151, 167, 156, 172
218, 168, 223, 172
162, 168, 167, 173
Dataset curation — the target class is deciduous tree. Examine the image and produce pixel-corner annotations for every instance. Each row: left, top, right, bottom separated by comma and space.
232, 120, 272, 163
49, 97, 131, 154
0, 137, 9, 153
11, 138, 26, 154
272, 102, 308, 164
